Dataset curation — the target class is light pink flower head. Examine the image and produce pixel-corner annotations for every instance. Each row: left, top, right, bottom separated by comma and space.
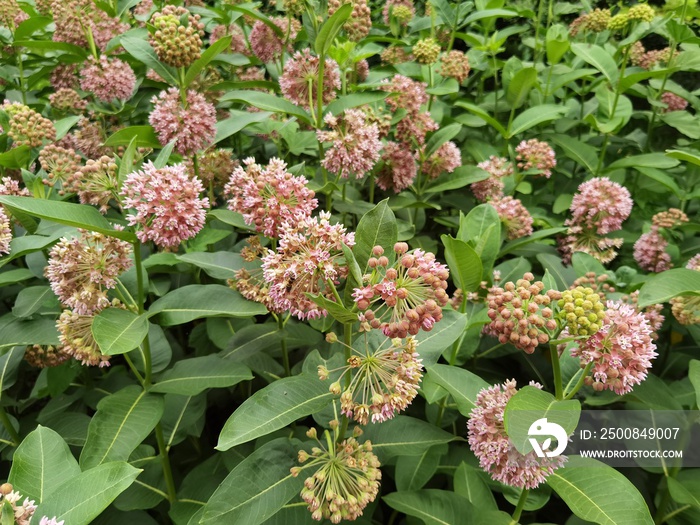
0, 207, 11, 255
468, 379, 566, 489
661, 91, 688, 112
261, 211, 355, 320
0, 176, 31, 197
224, 157, 317, 238
280, 49, 341, 109
80, 55, 136, 103
149, 87, 217, 155
120, 162, 210, 249
515, 139, 556, 178
210, 23, 249, 55
317, 110, 382, 179
39, 518, 65, 525
57, 307, 114, 367
381, 74, 428, 114
421, 141, 461, 179
491, 196, 534, 240
569, 177, 633, 235
45, 230, 133, 314
572, 300, 657, 395
376, 141, 417, 193
633, 226, 671, 272
249, 17, 300, 63
471, 156, 512, 202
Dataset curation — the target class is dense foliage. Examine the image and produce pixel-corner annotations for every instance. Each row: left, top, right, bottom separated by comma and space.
0, 0, 700, 523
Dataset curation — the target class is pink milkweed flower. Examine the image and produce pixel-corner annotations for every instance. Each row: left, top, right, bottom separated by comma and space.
515, 139, 556, 178
79, 55, 136, 103
120, 162, 210, 249
633, 226, 672, 272
376, 142, 417, 193
280, 49, 341, 110
568, 177, 633, 235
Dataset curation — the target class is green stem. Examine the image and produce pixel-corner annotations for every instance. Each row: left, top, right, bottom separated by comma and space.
512, 488, 529, 522
278, 314, 290, 377
654, 488, 672, 525
337, 323, 353, 443
550, 344, 563, 400
15, 49, 26, 105
155, 423, 178, 502
659, 505, 691, 524
564, 362, 593, 400
0, 406, 20, 446
124, 353, 145, 385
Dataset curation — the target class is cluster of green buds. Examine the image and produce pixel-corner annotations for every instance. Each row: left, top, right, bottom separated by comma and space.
557, 286, 606, 336
149, 6, 205, 68
413, 38, 440, 64
2, 102, 56, 147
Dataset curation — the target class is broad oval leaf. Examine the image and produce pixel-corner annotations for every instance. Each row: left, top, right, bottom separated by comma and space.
425, 364, 490, 416
92, 308, 149, 355
547, 456, 654, 525
637, 268, 700, 308
216, 374, 333, 450
508, 105, 568, 137
148, 284, 267, 326
441, 235, 482, 293
315, 3, 353, 56
34, 462, 141, 525
12, 286, 57, 318
9, 426, 81, 503
413, 309, 468, 367
359, 415, 456, 461
384, 489, 473, 525
184, 35, 232, 87
201, 438, 302, 525
571, 43, 619, 85
103, 126, 161, 148
80, 386, 164, 469
151, 355, 252, 395
0, 196, 136, 242
353, 199, 398, 274
121, 36, 178, 85
0, 346, 27, 392
219, 91, 311, 123
454, 462, 497, 510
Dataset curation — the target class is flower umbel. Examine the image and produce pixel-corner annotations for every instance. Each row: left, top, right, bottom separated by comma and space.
468, 380, 566, 489
292, 427, 381, 522
354, 243, 450, 338
120, 162, 210, 249
280, 49, 341, 110
321, 335, 423, 424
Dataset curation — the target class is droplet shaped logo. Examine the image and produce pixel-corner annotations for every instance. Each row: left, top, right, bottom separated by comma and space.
528, 417, 568, 458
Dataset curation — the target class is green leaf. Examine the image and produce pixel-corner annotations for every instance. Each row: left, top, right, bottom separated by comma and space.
178, 251, 244, 280
228, 5, 284, 37
150, 355, 252, 395
353, 199, 398, 273
54, 116, 82, 141
214, 110, 274, 143
14, 16, 53, 41
546, 24, 570, 65
537, 253, 576, 289
606, 153, 680, 170
121, 36, 178, 85
216, 374, 333, 450
455, 101, 507, 138
13, 40, 89, 57
148, 284, 267, 326
690, 360, 700, 409
359, 416, 456, 461
571, 43, 619, 84
454, 463, 497, 510
499, 228, 567, 257
0, 146, 32, 169
441, 235, 483, 293
34, 462, 141, 525
0, 315, 58, 347
184, 35, 232, 87
0, 268, 34, 287
306, 293, 357, 323
104, 126, 161, 148
395, 444, 447, 491
325, 92, 388, 116
384, 489, 473, 525
426, 364, 490, 416
80, 386, 164, 469
548, 135, 598, 174
508, 105, 568, 137
221, 323, 280, 360
636, 268, 700, 308
342, 242, 363, 286
219, 91, 311, 124
11, 286, 56, 318
503, 386, 581, 455
9, 426, 81, 503
413, 309, 468, 367
547, 456, 654, 525
201, 438, 302, 525
92, 308, 149, 356
424, 165, 489, 193
665, 148, 700, 167
0, 196, 136, 242
668, 475, 700, 509
425, 123, 462, 158
315, 3, 353, 56
571, 252, 607, 278
506, 67, 538, 110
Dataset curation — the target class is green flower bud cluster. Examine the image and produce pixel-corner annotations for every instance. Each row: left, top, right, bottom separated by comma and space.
628, 4, 655, 22
413, 38, 441, 64
557, 286, 606, 336
607, 13, 629, 31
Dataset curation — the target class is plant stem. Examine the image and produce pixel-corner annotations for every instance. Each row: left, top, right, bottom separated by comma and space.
512, 488, 529, 522
659, 504, 691, 524
278, 314, 290, 377
550, 344, 563, 400
564, 361, 593, 400
337, 323, 353, 442
155, 423, 178, 502
0, 406, 20, 445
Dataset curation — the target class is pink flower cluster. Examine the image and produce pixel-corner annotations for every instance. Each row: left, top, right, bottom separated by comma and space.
571, 301, 657, 395
515, 139, 556, 178
559, 177, 633, 264
120, 162, 210, 249
421, 141, 461, 179
490, 196, 534, 240
280, 49, 341, 110
353, 243, 450, 338
79, 55, 136, 102
376, 141, 417, 193
249, 17, 300, 63
224, 157, 318, 238
149, 88, 217, 155
317, 110, 382, 179
468, 380, 566, 489
262, 212, 355, 319
661, 92, 688, 112
0, 207, 11, 255
471, 156, 512, 202
634, 227, 671, 272
45, 230, 133, 315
